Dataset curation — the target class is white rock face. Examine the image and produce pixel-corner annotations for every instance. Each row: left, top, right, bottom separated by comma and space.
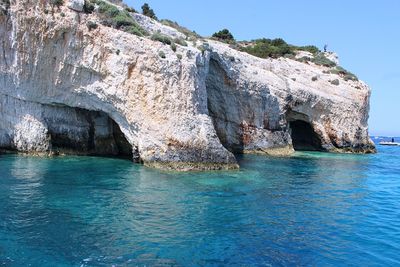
13, 114, 50, 153
0, 1, 375, 170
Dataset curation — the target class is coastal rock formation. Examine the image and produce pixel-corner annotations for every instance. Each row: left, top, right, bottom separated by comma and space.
205, 41, 375, 155
0, 0, 375, 170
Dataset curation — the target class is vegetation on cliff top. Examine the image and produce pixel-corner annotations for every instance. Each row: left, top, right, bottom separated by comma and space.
210, 28, 358, 80
77, 1, 358, 80
86, 0, 148, 37
212, 29, 235, 44
210, 29, 321, 60
325, 66, 358, 81
241, 38, 295, 58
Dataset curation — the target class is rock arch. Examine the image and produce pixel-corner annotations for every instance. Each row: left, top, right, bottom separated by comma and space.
0, 95, 137, 161
205, 55, 286, 154
46, 107, 135, 159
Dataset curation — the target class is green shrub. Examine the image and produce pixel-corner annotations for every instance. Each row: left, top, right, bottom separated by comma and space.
329, 66, 358, 81
170, 42, 177, 52
174, 37, 188, 47
93, 1, 148, 37
344, 74, 358, 81
311, 53, 337, 67
60, 12, 65, 17
158, 51, 166, 58
328, 69, 340, 75
297, 45, 320, 54
333, 66, 347, 74
112, 11, 135, 28
83, 0, 95, 14
97, 1, 119, 16
241, 38, 294, 59
86, 21, 98, 31
228, 37, 321, 60
212, 29, 235, 43
271, 38, 286, 46
297, 56, 311, 63
125, 7, 136, 13
142, 3, 157, 20
126, 25, 148, 36
312, 76, 318, 81
177, 54, 183, 60
151, 33, 172, 45
295, 53, 337, 68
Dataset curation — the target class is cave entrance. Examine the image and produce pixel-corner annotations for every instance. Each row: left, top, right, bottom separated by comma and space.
47, 108, 134, 160
289, 120, 323, 151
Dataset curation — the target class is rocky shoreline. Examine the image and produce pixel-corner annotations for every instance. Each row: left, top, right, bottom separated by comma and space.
0, 0, 375, 170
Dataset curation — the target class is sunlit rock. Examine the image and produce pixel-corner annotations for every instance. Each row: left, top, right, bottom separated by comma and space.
0, 0, 375, 171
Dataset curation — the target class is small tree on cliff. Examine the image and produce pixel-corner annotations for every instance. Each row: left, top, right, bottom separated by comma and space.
212, 29, 235, 43
141, 3, 157, 20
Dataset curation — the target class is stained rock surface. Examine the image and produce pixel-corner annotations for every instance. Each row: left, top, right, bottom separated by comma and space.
0, 0, 375, 170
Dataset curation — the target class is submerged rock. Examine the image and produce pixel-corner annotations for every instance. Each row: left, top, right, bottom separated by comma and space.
0, 0, 375, 170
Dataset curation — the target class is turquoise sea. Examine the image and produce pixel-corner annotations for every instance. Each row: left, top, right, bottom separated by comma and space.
1, 141, 400, 266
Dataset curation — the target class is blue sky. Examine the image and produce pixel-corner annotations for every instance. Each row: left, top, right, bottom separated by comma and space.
126, 0, 400, 136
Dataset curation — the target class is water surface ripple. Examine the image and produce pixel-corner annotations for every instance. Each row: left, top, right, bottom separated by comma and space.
1, 146, 399, 266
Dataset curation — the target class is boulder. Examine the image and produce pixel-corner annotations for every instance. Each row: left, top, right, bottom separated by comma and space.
67, 0, 84, 12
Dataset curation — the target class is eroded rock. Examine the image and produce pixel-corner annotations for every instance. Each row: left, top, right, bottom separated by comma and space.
0, 0, 375, 171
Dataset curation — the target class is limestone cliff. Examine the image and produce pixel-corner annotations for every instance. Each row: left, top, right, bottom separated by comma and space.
0, 0, 375, 170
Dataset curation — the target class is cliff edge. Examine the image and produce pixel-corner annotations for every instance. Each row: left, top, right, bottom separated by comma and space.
0, 0, 375, 170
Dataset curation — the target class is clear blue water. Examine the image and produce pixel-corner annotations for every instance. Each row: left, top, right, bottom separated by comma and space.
1, 145, 400, 266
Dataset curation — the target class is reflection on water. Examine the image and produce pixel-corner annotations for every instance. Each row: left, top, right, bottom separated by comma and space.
1, 148, 400, 266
